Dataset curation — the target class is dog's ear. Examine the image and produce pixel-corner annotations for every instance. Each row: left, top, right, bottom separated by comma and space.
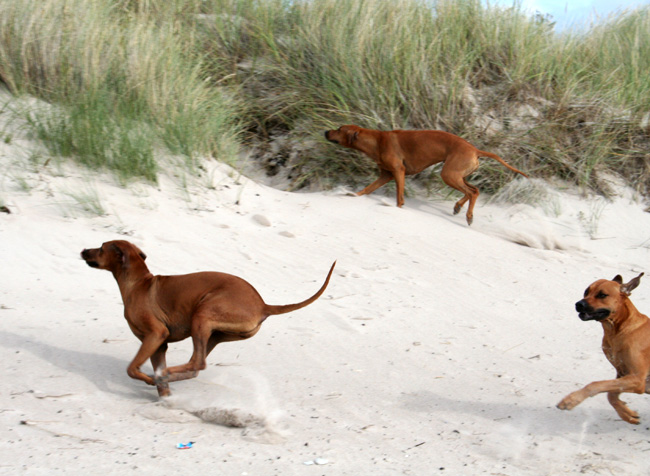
621, 272, 644, 296
131, 244, 147, 261
128, 243, 147, 263
109, 243, 126, 265
612, 275, 623, 284
347, 130, 359, 144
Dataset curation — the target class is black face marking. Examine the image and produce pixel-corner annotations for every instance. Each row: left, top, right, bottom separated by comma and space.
575, 299, 611, 321
583, 286, 590, 298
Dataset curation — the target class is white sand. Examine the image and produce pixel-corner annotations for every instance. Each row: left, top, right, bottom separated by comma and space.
1, 95, 650, 475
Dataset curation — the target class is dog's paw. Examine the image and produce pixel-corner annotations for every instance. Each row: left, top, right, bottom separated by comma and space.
616, 406, 640, 425
557, 392, 582, 410
623, 413, 640, 425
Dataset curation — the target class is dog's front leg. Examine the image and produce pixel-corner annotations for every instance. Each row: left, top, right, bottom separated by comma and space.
557, 374, 646, 417
357, 169, 393, 197
150, 343, 171, 397
126, 330, 170, 387
393, 165, 406, 208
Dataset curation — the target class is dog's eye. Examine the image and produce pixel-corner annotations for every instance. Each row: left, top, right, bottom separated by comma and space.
596, 292, 608, 299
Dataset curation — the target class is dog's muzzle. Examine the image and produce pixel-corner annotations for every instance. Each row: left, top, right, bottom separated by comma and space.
575, 299, 611, 321
81, 249, 99, 268
324, 131, 337, 143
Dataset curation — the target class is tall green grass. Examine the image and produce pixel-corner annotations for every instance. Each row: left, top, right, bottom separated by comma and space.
199, 0, 650, 193
0, 0, 648, 194
0, 0, 239, 182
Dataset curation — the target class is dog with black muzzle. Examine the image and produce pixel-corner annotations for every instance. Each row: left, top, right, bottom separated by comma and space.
557, 272, 650, 424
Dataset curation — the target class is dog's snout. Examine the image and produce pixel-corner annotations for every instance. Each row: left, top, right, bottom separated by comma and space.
324, 130, 338, 144
81, 247, 101, 268
575, 300, 588, 312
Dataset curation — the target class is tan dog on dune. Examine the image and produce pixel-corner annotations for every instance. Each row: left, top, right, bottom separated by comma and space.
557, 272, 650, 424
325, 125, 528, 225
81, 240, 335, 397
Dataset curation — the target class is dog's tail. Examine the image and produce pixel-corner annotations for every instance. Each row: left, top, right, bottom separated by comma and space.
263, 261, 336, 316
478, 150, 529, 178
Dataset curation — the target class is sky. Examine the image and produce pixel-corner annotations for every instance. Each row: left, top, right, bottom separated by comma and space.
487, 0, 650, 30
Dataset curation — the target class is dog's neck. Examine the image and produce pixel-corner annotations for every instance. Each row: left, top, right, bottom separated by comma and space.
601, 298, 644, 334
353, 130, 381, 158
112, 261, 153, 305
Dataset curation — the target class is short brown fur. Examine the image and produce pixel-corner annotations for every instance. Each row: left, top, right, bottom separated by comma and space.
81, 240, 335, 397
557, 272, 650, 424
325, 125, 528, 225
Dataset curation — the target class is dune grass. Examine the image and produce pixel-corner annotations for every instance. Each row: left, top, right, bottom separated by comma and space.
200, 0, 650, 194
0, 0, 648, 195
0, 0, 239, 183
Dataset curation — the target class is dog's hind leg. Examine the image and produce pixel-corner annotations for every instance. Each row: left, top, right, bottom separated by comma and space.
462, 178, 480, 226
607, 391, 640, 424
165, 332, 225, 382
160, 314, 263, 384
161, 317, 214, 382
441, 165, 478, 225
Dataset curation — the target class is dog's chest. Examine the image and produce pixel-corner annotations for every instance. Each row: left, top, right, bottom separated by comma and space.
602, 334, 632, 371
166, 323, 191, 342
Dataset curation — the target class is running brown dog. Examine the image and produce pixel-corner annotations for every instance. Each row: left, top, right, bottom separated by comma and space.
81, 240, 335, 397
325, 125, 528, 225
557, 272, 650, 424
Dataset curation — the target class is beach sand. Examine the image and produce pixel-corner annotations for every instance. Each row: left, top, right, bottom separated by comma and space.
1, 95, 650, 475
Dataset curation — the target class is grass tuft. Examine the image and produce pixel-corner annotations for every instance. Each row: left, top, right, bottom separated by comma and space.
0, 0, 239, 182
